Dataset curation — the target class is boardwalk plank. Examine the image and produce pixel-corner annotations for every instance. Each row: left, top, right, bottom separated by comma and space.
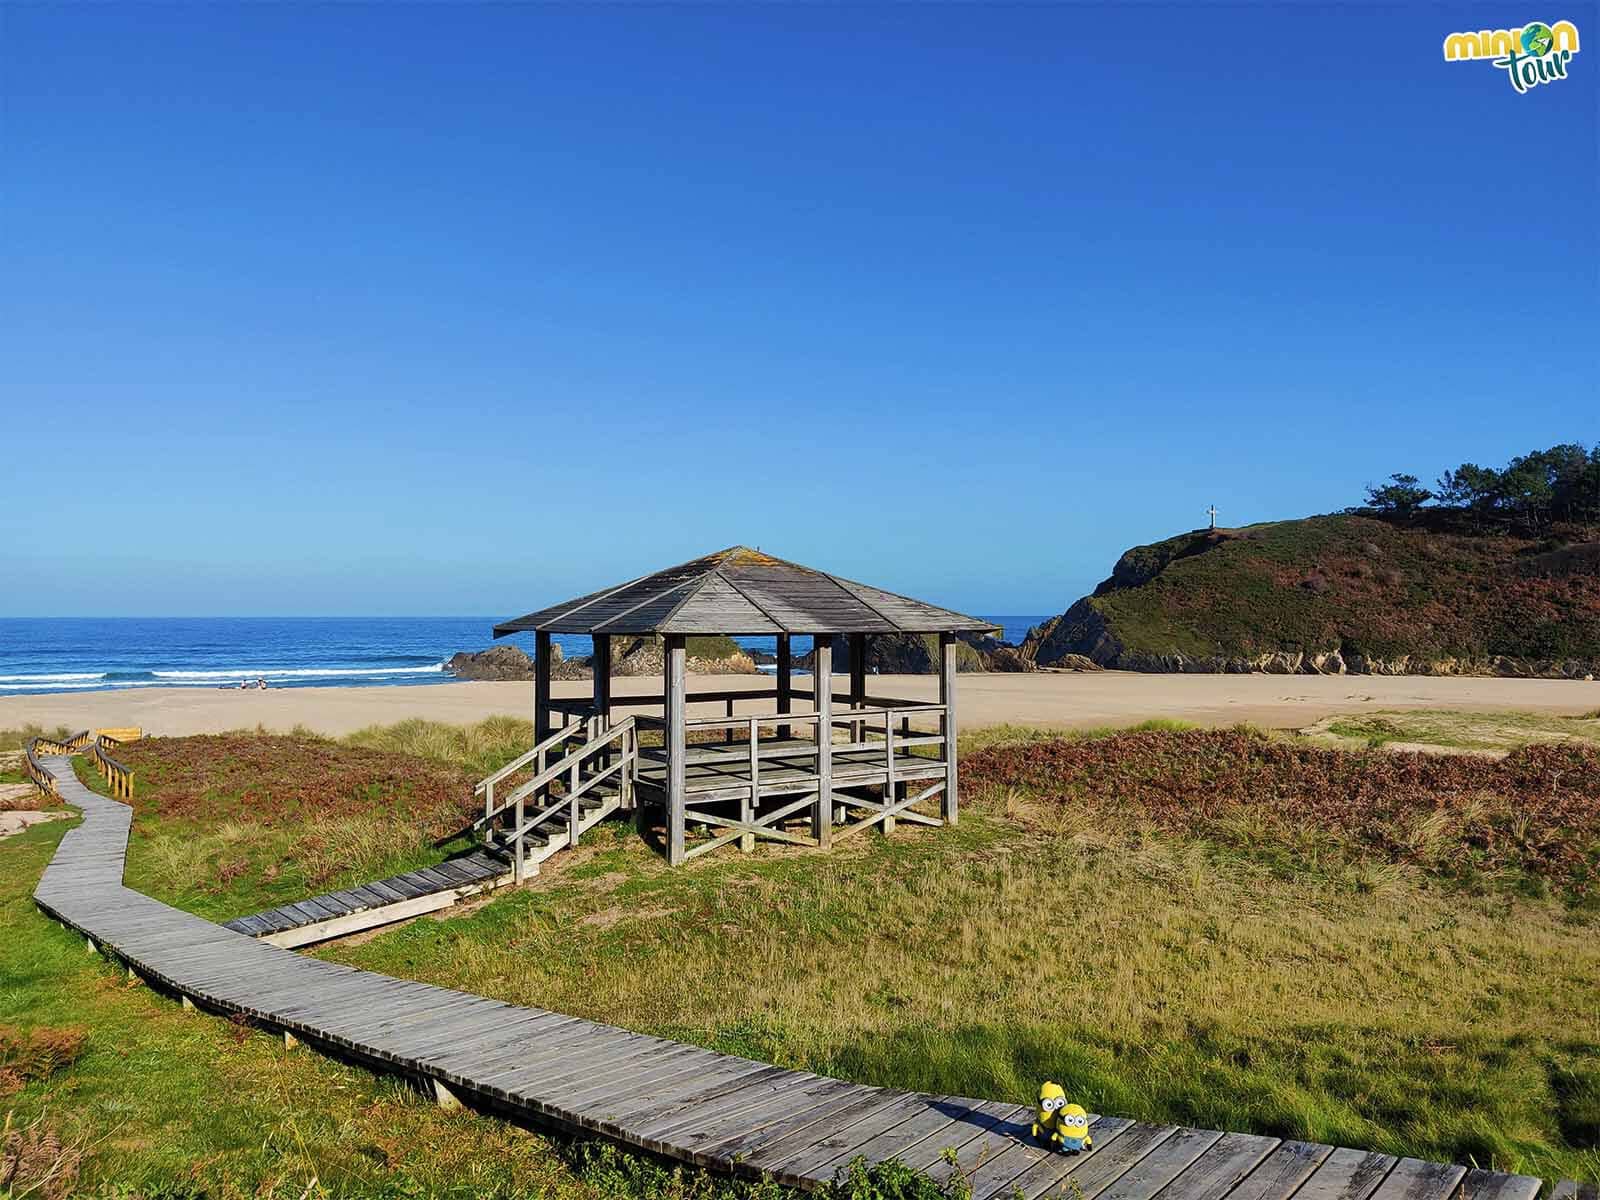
1295, 1148, 1400, 1200
1018, 1122, 1178, 1200
1366, 1159, 1466, 1200
1457, 1170, 1542, 1200
966, 1116, 1136, 1200
1217, 1141, 1335, 1200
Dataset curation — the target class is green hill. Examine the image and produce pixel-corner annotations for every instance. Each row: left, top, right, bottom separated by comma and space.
1022, 514, 1600, 676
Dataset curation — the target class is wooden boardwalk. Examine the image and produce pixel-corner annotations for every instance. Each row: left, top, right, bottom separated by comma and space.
222, 847, 515, 948
32, 755, 1552, 1200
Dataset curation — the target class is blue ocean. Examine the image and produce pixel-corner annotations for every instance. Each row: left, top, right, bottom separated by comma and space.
0, 617, 1049, 696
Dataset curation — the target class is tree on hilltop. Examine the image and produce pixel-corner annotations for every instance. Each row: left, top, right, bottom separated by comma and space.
1364, 473, 1433, 520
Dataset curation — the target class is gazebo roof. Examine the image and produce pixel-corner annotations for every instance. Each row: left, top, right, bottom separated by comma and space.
493, 547, 995, 638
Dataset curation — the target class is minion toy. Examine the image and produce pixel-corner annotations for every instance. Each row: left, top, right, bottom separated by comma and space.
1056, 1103, 1092, 1153
1032, 1082, 1066, 1147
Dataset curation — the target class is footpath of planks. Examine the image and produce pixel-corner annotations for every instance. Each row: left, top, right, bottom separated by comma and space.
31, 756, 1565, 1200
222, 846, 515, 948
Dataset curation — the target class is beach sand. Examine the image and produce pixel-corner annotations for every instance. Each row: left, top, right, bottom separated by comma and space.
3, 671, 1597, 738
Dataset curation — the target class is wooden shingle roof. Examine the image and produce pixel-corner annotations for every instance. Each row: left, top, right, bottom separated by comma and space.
493, 547, 995, 637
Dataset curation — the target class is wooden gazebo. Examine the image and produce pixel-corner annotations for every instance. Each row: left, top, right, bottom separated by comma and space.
492, 547, 993, 866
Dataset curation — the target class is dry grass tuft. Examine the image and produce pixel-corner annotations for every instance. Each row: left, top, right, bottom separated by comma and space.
0, 1026, 88, 1096
0, 1111, 85, 1200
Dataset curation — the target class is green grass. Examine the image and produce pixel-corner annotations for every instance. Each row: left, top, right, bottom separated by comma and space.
959, 718, 1199, 753
312, 810, 1599, 1183
0, 724, 74, 752
0, 813, 818, 1198
1310, 709, 1600, 753
24, 720, 1600, 1189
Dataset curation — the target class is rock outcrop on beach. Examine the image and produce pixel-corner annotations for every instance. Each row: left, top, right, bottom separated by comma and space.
1022, 514, 1600, 677
445, 644, 552, 681
449, 636, 760, 682
796, 632, 1034, 674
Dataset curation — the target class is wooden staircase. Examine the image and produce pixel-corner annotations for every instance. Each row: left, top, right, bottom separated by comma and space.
466, 713, 638, 882
226, 715, 638, 947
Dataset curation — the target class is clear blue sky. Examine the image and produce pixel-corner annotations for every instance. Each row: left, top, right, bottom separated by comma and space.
3, 3, 1595, 618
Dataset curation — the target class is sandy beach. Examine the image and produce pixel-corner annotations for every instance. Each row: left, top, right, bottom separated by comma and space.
3, 671, 1596, 738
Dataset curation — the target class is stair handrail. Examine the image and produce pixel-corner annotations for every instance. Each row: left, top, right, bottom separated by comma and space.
89, 735, 135, 801
473, 716, 589, 797
24, 738, 59, 797
503, 731, 634, 840
491, 717, 635, 824
504, 717, 637, 882
436, 715, 630, 850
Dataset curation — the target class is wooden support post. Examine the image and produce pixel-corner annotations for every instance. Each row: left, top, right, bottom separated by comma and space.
939, 632, 959, 826
592, 635, 611, 727
812, 637, 832, 848
592, 634, 613, 794
283, 1031, 299, 1050
181, 995, 195, 1012
568, 722, 582, 849
743, 716, 758, 852
776, 633, 792, 741
883, 711, 897, 835
432, 1078, 462, 1111
86, 937, 97, 955
665, 634, 687, 866
569, 755, 581, 850
849, 633, 867, 744
534, 631, 553, 744
513, 791, 525, 885
126, 965, 138, 983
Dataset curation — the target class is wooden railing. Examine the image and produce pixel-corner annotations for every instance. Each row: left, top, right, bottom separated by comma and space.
466, 716, 638, 883
89, 736, 134, 800
24, 738, 59, 797
637, 701, 949, 861
547, 686, 783, 718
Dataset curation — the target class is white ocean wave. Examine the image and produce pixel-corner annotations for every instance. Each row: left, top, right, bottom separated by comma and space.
0, 672, 106, 683
0, 680, 157, 691
151, 663, 446, 680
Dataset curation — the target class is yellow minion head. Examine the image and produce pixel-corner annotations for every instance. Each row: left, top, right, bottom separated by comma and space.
1057, 1103, 1092, 1149
1035, 1081, 1066, 1127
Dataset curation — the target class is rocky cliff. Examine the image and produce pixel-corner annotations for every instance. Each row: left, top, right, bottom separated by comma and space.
1022, 515, 1600, 678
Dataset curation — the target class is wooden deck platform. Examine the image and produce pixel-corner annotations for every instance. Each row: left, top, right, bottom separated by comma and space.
634, 736, 945, 802
32, 755, 1553, 1200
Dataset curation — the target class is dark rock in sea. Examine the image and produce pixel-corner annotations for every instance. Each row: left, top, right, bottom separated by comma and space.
445, 643, 559, 681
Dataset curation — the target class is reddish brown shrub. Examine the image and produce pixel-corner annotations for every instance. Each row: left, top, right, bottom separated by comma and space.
114, 734, 479, 842
0, 1026, 88, 1090
965, 730, 1600, 894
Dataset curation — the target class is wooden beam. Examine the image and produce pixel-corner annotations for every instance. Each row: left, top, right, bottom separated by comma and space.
849, 633, 867, 749
535, 631, 553, 743
592, 635, 611, 725
776, 633, 791, 740
812, 637, 832, 848
665, 634, 687, 866
939, 633, 958, 826
849, 634, 867, 708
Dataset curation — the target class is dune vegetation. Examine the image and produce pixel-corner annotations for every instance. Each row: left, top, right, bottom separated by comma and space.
15, 718, 1600, 1191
